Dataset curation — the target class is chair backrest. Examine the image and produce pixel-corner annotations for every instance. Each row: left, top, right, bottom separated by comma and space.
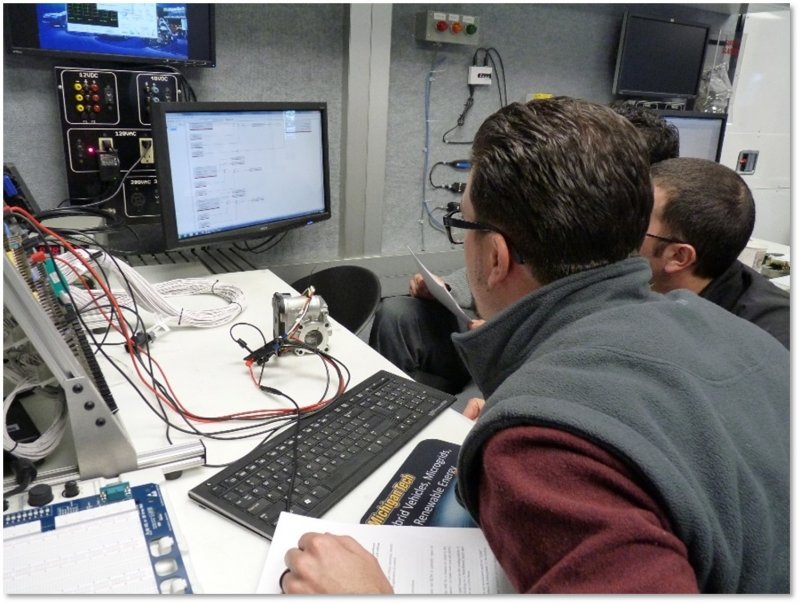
290, 265, 382, 335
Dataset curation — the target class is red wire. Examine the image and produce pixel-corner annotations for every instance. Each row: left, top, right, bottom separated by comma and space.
9, 206, 347, 426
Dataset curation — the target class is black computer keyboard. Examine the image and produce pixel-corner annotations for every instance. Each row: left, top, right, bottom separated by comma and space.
188, 370, 456, 539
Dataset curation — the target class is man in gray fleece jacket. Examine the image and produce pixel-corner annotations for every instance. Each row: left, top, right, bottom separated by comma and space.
279, 98, 789, 594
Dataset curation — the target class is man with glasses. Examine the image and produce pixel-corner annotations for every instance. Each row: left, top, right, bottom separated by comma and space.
641, 157, 789, 348
280, 98, 788, 593
368, 103, 680, 397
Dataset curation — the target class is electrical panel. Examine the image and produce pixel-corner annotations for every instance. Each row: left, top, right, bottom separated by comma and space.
415, 11, 480, 46
54, 66, 182, 226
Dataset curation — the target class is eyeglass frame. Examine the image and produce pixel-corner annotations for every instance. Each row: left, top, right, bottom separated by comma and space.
443, 203, 526, 264
645, 233, 687, 245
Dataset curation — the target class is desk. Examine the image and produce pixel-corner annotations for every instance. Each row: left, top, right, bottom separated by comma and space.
83, 267, 474, 593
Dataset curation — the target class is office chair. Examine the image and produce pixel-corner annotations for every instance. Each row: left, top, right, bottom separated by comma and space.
290, 265, 382, 336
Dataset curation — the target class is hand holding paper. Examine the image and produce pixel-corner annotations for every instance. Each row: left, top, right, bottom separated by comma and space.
258, 512, 513, 594
407, 248, 471, 323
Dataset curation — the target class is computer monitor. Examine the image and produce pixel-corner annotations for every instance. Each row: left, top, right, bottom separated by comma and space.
4, 3, 215, 68
150, 101, 332, 250
612, 13, 710, 99
656, 110, 726, 162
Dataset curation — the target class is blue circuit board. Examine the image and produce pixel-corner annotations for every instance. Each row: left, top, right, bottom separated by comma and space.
3, 482, 193, 594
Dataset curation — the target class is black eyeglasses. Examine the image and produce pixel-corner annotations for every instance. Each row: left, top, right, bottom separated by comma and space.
645, 233, 687, 245
443, 203, 525, 263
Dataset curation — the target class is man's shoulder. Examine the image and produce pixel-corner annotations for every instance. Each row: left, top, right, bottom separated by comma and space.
706, 261, 789, 306
703, 262, 790, 348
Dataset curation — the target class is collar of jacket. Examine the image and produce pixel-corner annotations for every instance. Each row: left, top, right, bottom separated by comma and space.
452, 256, 657, 398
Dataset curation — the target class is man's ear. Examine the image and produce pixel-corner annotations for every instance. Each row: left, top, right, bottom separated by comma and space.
662, 242, 698, 274
485, 233, 513, 288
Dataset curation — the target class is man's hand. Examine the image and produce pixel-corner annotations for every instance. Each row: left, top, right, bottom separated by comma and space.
281, 532, 393, 594
462, 397, 485, 421
409, 272, 446, 300
467, 319, 485, 330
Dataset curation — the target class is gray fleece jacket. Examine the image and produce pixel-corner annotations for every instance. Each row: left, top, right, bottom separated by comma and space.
453, 257, 789, 593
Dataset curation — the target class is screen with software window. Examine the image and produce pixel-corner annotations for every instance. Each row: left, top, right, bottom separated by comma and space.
657, 110, 726, 162
151, 102, 331, 250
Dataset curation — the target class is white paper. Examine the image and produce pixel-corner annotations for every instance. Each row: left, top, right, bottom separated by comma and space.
257, 512, 514, 594
407, 247, 471, 323
771, 274, 790, 292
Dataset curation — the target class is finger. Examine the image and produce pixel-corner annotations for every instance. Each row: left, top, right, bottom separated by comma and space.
463, 397, 485, 420
296, 531, 324, 552
468, 319, 485, 330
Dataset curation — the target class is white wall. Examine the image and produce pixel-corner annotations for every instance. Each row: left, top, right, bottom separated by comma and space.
719, 8, 791, 245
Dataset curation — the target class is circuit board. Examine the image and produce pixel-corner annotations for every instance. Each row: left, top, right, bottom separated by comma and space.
4, 482, 193, 594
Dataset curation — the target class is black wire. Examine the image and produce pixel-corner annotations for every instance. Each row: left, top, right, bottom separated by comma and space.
233, 232, 287, 253
5, 219, 353, 474
485, 48, 508, 107
441, 93, 476, 145
36, 207, 125, 231
428, 161, 448, 189
442, 47, 508, 145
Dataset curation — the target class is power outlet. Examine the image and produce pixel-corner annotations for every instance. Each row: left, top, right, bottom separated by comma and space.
98, 137, 114, 152
139, 138, 155, 164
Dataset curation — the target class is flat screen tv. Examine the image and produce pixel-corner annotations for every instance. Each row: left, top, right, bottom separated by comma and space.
4, 3, 215, 67
150, 101, 332, 250
612, 13, 709, 99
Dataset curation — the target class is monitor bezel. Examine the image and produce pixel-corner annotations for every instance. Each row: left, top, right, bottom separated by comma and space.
655, 109, 727, 162
4, 3, 216, 68
612, 13, 710, 100
150, 101, 332, 251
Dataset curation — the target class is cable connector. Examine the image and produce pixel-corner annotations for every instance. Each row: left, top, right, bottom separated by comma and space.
125, 331, 153, 353
445, 182, 467, 193
445, 160, 471, 170
124, 320, 170, 353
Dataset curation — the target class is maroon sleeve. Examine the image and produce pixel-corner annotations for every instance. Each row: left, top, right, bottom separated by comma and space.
477, 425, 699, 593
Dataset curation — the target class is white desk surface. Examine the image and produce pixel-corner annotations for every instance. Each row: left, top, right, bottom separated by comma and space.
748, 237, 790, 259
97, 266, 474, 594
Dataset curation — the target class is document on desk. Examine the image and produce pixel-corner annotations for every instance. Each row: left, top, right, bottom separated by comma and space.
257, 512, 514, 594
407, 247, 471, 324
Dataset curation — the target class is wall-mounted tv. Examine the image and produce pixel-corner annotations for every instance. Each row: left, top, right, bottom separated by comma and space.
612, 13, 709, 99
150, 102, 332, 250
4, 3, 215, 67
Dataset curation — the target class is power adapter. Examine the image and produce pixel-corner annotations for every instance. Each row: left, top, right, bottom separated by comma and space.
468, 66, 493, 86
98, 150, 121, 182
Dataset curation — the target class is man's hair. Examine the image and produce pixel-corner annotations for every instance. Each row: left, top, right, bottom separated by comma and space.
609, 102, 680, 164
650, 157, 755, 279
469, 97, 653, 285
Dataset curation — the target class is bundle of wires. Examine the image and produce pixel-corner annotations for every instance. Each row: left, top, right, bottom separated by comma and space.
4, 206, 352, 475
3, 381, 67, 462
54, 247, 247, 331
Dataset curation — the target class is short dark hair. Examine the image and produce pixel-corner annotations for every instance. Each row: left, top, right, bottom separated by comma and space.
469, 97, 653, 285
609, 102, 680, 164
650, 158, 755, 279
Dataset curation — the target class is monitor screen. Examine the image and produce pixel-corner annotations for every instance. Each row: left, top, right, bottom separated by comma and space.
150, 102, 332, 250
4, 3, 215, 67
657, 110, 726, 162
612, 13, 709, 99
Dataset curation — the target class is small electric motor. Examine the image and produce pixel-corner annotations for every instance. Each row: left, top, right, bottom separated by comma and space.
272, 291, 332, 354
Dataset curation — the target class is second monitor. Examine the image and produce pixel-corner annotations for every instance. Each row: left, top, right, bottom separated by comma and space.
150, 101, 331, 250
